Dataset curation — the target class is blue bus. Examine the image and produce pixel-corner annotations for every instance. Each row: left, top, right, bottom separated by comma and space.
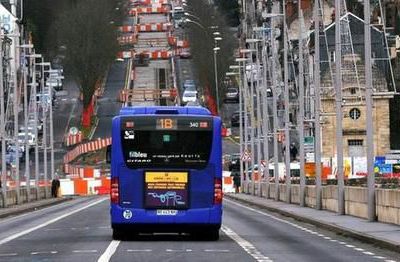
109, 106, 222, 240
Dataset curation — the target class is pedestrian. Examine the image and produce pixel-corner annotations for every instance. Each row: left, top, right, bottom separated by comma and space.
231, 171, 241, 194
51, 176, 60, 198
290, 143, 298, 162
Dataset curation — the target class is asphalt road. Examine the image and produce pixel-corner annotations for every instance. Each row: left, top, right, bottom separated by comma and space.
0, 196, 398, 262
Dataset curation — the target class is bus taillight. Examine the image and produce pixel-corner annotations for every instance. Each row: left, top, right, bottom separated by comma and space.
111, 177, 119, 204
214, 178, 223, 204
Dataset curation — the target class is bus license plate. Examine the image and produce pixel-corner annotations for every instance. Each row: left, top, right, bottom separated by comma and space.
156, 210, 178, 216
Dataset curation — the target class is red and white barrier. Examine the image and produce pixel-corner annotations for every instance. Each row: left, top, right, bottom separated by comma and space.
129, 7, 169, 15
118, 34, 138, 45
130, 0, 168, 5
223, 171, 235, 193
63, 137, 112, 164
65, 131, 83, 147
60, 177, 111, 196
136, 23, 172, 32
168, 36, 190, 48
117, 50, 173, 60
118, 25, 136, 33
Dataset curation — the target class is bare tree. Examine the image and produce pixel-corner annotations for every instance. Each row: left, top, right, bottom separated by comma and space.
52, 0, 118, 126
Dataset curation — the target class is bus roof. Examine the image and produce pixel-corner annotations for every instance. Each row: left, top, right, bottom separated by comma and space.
119, 106, 212, 116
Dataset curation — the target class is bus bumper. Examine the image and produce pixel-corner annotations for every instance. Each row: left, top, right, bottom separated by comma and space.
111, 205, 222, 232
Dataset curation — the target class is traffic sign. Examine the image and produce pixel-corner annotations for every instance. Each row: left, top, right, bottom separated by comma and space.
304, 136, 315, 153
69, 126, 79, 136
241, 150, 251, 162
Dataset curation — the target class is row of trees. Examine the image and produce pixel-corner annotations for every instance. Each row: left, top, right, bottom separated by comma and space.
186, 0, 238, 118
24, 0, 125, 127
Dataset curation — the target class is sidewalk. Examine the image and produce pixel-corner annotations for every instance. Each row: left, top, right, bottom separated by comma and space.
225, 193, 400, 253
0, 197, 72, 219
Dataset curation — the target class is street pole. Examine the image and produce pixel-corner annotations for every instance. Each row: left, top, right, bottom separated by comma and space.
298, 8, 306, 207
335, 0, 345, 215
315, 0, 323, 210
23, 46, 31, 202
41, 61, 49, 198
364, 0, 375, 222
213, 48, 219, 115
49, 79, 55, 181
13, 42, 20, 205
255, 40, 262, 197
243, 59, 249, 193
261, 29, 270, 198
271, 20, 280, 201
249, 51, 256, 195
283, 3, 291, 204
238, 62, 244, 192
0, 32, 6, 207
32, 55, 40, 200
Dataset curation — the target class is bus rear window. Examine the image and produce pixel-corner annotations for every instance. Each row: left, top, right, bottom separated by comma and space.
121, 117, 213, 169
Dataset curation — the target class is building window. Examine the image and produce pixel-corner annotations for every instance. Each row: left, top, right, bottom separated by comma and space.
348, 139, 363, 146
350, 88, 356, 94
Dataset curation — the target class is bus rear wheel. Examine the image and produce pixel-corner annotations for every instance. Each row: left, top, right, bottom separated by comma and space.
112, 228, 125, 240
195, 229, 219, 241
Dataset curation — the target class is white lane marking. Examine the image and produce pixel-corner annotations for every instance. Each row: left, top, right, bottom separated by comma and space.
0, 198, 107, 246
98, 240, 120, 262
98, 226, 110, 229
166, 249, 192, 252
373, 256, 386, 259
204, 249, 230, 253
225, 199, 390, 260
44, 228, 62, 231
127, 249, 152, 252
0, 253, 17, 257
221, 225, 273, 262
31, 251, 58, 255
73, 250, 98, 253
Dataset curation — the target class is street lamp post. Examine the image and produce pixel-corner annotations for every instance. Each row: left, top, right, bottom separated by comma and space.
246, 38, 263, 196
37, 61, 51, 198
27, 53, 42, 200
0, 31, 6, 207
235, 58, 249, 192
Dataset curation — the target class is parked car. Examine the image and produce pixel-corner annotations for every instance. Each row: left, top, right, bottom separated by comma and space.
224, 87, 239, 103
182, 90, 198, 104
230, 111, 249, 127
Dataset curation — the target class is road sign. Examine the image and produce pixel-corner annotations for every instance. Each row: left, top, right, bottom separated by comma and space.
69, 127, 79, 136
261, 160, 266, 167
241, 150, 251, 162
304, 136, 315, 153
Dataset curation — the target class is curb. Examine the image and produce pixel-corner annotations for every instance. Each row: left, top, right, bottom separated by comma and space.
225, 194, 400, 254
0, 197, 73, 219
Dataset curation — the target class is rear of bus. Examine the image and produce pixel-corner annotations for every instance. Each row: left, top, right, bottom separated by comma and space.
110, 107, 222, 240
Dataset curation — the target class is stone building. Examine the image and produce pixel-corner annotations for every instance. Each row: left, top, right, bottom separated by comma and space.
318, 13, 392, 157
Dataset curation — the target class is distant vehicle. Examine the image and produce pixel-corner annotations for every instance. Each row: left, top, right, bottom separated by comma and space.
182, 90, 197, 104
109, 106, 222, 240
5, 145, 25, 165
179, 48, 191, 59
185, 101, 201, 106
230, 111, 248, 127
46, 77, 62, 91
173, 6, 184, 28
183, 80, 196, 91
17, 132, 36, 148
224, 87, 239, 103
